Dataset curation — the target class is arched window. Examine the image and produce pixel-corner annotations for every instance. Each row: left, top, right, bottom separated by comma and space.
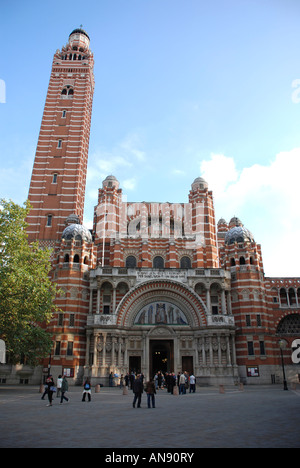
280, 288, 288, 306
289, 288, 296, 306
64, 254, 70, 263
46, 215, 52, 227
126, 256, 137, 269
277, 314, 300, 335
73, 254, 80, 263
61, 87, 74, 97
230, 258, 236, 267
153, 256, 164, 269
240, 256, 246, 265
180, 256, 191, 269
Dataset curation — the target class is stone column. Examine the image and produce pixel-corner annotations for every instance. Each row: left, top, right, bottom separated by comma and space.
221, 289, 227, 314
85, 331, 92, 368
226, 335, 232, 366
226, 291, 232, 315
218, 335, 222, 366
206, 287, 211, 315
96, 288, 101, 314
112, 285, 117, 313
89, 288, 94, 314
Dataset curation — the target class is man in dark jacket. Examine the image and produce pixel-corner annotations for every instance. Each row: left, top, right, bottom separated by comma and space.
132, 374, 143, 408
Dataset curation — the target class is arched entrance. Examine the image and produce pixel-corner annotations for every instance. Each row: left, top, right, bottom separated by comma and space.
150, 340, 174, 377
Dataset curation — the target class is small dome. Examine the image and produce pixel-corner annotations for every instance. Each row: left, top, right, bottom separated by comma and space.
217, 218, 228, 232
69, 28, 90, 40
225, 225, 255, 245
65, 213, 80, 225
218, 218, 227, 226
229, 217, 243, 229
103, 175, 120, 190
62, 224, 92, 243
191, 177, 208, 191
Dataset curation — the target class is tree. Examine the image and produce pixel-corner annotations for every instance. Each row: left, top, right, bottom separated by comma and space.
0, 199, 58, 365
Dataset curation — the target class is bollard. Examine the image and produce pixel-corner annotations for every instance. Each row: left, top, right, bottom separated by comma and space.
123, 386, 128, 395
173, 386, 179, 396
95, 384, 100, 393
219, 384, 225, 394
39, 384, 44, 394
239, 383, 244, 391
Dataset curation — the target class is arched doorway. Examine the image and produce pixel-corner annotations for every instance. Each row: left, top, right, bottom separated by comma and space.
150, 340, 174, 378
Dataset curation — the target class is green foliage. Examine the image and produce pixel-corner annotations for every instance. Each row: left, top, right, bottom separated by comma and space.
0, 199, 58, 365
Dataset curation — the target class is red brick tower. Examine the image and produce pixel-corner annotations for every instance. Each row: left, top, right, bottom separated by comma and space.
27, 28, 95, 245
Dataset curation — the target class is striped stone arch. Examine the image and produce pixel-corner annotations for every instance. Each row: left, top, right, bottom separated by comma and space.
115, 279, 208, 328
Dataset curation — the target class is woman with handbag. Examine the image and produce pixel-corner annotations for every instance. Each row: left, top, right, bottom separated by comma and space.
46, 375, 55, 407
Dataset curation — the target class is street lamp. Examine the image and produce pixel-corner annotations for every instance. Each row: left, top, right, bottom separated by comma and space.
279, 340, 288, 391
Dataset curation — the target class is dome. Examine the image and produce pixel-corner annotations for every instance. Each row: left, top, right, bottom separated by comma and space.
218, 218, 227, 226
225, 225, 255, 245
217, 218, 228, 232
65, 213, 80, 225
102, 175, 120, 190
62, 223, 92, 243
69, 28, 90, 40
191, 177, 208, 191
229, 217, 243, 229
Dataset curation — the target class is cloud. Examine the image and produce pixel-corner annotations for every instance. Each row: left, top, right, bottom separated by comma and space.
122, 178, 136, 191
200, 149, 300, 277
171, 169, 186, 176
87, 153, 132, 183
120, 133, 146, 162
200, 153, 238, 198
87, 132, 147, 187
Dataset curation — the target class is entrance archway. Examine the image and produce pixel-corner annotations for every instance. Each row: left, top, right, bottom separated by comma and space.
150, 340, 174, 378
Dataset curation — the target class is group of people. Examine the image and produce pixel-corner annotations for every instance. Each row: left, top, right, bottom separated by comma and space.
154, 371, 196, 394
41, 370, 196, 408
41, 375, 92, 407
130, 370, 197, 409
131, 374, 156, 409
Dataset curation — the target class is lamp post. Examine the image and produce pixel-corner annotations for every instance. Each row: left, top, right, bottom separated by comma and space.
279, 340, 288, 391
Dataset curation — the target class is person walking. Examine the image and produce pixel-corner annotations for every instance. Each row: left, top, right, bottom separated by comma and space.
82, 377, 92, 402
46, 375, 55, 407
41, 379, 49, 400
60, 375, 69, 404
132, 374, 143, 408
145, 379, 156, 409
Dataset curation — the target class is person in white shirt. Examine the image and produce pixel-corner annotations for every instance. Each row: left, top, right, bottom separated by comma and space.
179, 373, 186, 395
189, 374, 196, 393
57, 375, 63, 398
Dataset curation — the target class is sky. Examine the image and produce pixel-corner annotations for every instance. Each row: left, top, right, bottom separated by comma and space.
1, 0, 300, 277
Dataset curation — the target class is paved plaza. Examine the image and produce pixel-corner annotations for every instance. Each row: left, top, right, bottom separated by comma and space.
0, 384, 300, 449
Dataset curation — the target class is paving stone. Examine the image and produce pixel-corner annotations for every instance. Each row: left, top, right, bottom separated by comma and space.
0, 385, 300, 448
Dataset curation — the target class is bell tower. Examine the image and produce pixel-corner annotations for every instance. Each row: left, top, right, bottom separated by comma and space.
27, 28, 95, 245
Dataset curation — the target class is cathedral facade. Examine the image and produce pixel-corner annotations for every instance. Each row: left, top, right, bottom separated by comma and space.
3, 29, 300, 386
